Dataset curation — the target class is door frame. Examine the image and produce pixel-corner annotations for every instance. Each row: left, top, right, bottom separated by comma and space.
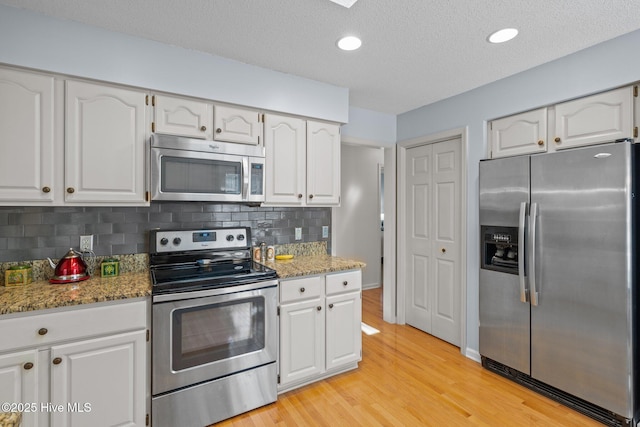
397, 127, 468, 354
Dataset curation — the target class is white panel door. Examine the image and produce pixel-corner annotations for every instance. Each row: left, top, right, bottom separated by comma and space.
431, 139, 461, 345
0, 68, 56, 204
65, 80, 148, 205
213, 105, 261, 145
279, 298, 325, 386
154, 94, 213, 139
50, 330, 146, 427
264, 114, 306, 205
405, 144, 433, 332
306, 121, 340, 205
405, 138, 461, 346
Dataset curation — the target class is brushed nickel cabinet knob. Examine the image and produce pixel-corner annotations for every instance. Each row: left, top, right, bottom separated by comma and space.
42, 186, 51, 193
23, 362, 34, 370
537, 140, 544, 146
300, 287, 305, 293
554, 137, 561, 143
66, 187, 75, 194
216, 128, 222, 133
52, 357, 62, 365
38, 328, 48, 336
200, 126, 207, 131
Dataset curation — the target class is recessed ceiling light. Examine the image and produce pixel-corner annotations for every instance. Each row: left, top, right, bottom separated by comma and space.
329, 0, 359, 8
487, 28, 519, 44
337, 36, 362, 51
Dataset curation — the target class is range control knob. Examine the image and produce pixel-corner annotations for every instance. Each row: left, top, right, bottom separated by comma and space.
237, 234, 245, 241
173, 237, 182, 245
226, 235, 235, 242
160, 237, 169, 246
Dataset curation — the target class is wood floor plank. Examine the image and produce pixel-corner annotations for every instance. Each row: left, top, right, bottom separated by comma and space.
214, 287, 603, 426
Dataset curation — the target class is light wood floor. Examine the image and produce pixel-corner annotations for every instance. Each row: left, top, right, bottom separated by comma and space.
215, 287, 602, 426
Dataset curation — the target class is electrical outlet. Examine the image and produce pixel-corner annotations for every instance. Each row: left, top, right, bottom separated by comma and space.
80, 235, 93, 252
295, 227, 302, 241
322, 226, 329, 239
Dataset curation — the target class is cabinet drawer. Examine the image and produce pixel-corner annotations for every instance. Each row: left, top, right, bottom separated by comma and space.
0, 300, 147, 353
280, 276, 323, 303
326, 270, 361, 296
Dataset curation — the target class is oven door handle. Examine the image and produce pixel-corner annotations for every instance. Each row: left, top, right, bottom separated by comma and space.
241, 156, 250, 201
153, 279, 278, 303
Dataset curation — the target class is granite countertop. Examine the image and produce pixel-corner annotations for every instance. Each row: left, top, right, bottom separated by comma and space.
0, 272, 151, 316
0, 412, 21, 427
262, 254, 365, 279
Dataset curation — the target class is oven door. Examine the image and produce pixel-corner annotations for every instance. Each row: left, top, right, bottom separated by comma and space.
151, 146, 253, 202
152, 281, 277, 395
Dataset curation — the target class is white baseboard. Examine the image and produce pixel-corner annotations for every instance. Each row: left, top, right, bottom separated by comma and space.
464, 348, 481, 363
362, 283, 381, 290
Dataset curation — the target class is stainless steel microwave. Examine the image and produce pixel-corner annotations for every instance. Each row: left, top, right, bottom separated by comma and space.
150, 134, 265, 203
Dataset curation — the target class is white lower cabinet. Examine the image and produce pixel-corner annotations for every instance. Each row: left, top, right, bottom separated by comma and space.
278, 270, 362, 392
0, 300, 149, 427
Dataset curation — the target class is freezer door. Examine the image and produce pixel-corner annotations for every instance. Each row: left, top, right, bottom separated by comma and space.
479, 156, 531, 374
479, 156, 530, 227
530, 142, 634, 418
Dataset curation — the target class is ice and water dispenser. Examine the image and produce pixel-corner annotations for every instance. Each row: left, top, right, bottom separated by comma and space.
480, 226, 519, 274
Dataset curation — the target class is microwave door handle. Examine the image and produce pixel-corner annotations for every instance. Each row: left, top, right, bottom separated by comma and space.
241, 157, 250, 200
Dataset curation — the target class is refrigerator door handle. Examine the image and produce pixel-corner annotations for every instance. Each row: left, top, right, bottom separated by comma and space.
518, 202, 528, 303
528, 202, 539, 306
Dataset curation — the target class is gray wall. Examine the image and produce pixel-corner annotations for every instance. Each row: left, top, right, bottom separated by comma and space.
0, 204, 331, 262
397, 29, 640, 358
333, 144, 384, 289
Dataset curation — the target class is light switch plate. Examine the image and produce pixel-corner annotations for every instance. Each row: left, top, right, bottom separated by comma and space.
322, 226, 329, 238
295, 227, 302, 240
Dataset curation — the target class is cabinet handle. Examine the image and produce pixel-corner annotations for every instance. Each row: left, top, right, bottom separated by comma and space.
309, 194, 314, 199
537, 140, 544, 146
200, 126, 207, 132
441, 248, 446, 254
317, 306, 322, 311
300, 287, 305, 293
38, 328, 48, 336
554, 137, 561, 143
297, 194, 303, 199
52, 357, 62, 365
42, 186, 51, 193
23, 362, 34, 370
216, 128, 222, 133
66, 187, 75, 194
343, 281, 348, 286
328, 303, 334, 309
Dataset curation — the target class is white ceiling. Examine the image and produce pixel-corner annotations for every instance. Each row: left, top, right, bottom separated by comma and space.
2, 0, 640, 115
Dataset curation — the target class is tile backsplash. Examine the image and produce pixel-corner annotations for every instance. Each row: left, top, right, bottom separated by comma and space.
0, 203, 331, 262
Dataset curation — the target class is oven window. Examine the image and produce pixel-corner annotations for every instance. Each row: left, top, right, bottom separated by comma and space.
161, 156, 241, 194
171, 296, 265, 371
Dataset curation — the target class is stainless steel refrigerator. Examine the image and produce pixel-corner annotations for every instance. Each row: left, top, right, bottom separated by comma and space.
479, 141, 638, 426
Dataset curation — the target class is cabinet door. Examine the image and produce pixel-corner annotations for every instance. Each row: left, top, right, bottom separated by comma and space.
65, 81, 148, 205
326, 291, 362, 370
0, 350, 39, 426
264, 114, 306, 205
213, 105, 261, 145
553, 86, 634, 150
279, 298, 324, 386
306, 121, 341, 205
50, 330, 146, 427
154, 95, 213, 139
489, 108, 547, 158
0, 68, 56, 204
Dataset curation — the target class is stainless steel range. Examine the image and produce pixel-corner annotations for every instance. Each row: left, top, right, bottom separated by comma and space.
149, 227, 278, 427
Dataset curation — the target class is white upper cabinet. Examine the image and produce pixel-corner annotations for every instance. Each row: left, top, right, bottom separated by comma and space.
65, 80, 148, 205
489, 85, 637, 159
154, 94, 213, 139
489, 108, 547, 159
264, 114, 307, 205
306, 121, 340, 205
264, 115, 341, 206
213, 105, 261, 145
0, 68, 57, 204
552, 86, 634, 150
